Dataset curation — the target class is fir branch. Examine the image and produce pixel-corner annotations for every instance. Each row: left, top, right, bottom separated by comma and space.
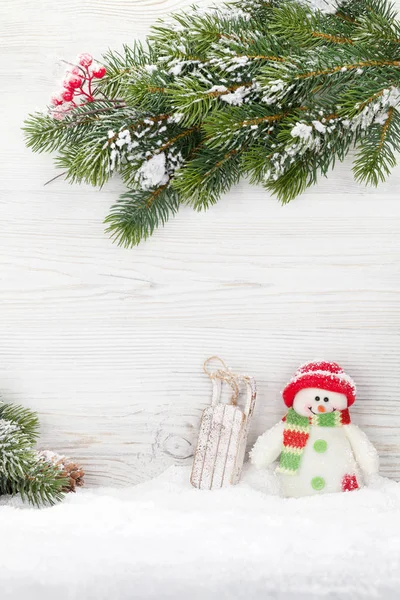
22, 0, 400, 244
106, 113, 171, 146
0, 421, 34, 482
270, 2, 355, 47
173, 146, 243, 209
266, 158, 318, 204
336, 12, 357, 24
168, 78, 254, 126
296, 58, 400, 80
20, 459, 67, 507
337, 81, 393, 118
204, 105, 290, 150
23, 102, 131, 154
245, 108, 356, 201
207, 82, 253, 98
55, 140, 111, 187
242, 142, 277, 184
0, 402, 39, 440
149, 8, 260, 59
123, 70, 172, 114
105, 185, 180, 247
353, 107, 400, 185
117, 122, 202, 189
354, 0, 400, 44
0, 402, 68, 506
100, 42, 155, 98
55, 111, 175, 187
259, 43, 400, 108
23, 113, 73, 154
311, 31, 353, 44
157, 125, 201, 153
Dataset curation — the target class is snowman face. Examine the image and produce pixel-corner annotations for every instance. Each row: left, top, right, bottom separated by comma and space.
292, 387, 348, 417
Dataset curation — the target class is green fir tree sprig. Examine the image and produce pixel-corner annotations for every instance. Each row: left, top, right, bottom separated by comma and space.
23, 0, 400, 246
0, 402, 68, 506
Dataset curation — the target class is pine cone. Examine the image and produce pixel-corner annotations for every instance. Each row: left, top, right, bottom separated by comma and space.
59, 460, 85, 492
38, 451, 85, 493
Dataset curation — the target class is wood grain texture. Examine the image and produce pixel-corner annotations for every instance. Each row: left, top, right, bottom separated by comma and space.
1, 0, 400, 486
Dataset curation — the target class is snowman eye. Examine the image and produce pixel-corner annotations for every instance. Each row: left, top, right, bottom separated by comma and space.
315, 396, 320, 401
324, 397, 329, 402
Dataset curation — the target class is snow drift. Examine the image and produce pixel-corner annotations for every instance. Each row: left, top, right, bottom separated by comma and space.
1, 465, 400, 599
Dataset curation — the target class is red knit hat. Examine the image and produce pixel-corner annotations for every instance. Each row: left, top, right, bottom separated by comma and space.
282, 361, 356, 408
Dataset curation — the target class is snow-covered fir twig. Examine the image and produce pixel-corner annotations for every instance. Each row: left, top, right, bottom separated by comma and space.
23, 0, 400, 246
0, 403, 68, 506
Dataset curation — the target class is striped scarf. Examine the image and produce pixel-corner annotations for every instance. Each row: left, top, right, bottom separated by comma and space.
276, 408, 351, 475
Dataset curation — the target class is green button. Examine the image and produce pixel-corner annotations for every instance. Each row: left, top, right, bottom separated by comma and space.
311, 476, 325, 491
313, 439, 327, 453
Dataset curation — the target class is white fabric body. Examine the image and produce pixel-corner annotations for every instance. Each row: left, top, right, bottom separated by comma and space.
250, 419, 380, 498
279, 425, 362, 498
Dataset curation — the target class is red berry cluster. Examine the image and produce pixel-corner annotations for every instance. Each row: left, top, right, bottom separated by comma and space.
50, 53, 106, 118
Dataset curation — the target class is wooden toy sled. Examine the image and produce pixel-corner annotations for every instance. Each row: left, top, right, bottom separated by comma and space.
191, 357, 257, 490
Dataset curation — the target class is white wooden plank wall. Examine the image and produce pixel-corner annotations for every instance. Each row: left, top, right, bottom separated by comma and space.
1, 0, 400, 486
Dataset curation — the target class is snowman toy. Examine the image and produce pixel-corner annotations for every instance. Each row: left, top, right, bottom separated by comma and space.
251, 362, 379, 497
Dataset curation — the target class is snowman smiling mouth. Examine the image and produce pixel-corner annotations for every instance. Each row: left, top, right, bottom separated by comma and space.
309, 407, 337, 415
